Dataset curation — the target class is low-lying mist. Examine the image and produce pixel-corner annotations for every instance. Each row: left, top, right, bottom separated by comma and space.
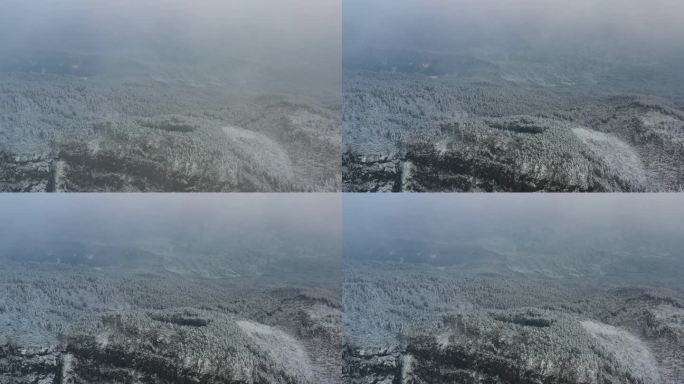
0, 0, 340, 98
344, 194, 684, 285
0, 194, 341, 282
344, 0, 684, 58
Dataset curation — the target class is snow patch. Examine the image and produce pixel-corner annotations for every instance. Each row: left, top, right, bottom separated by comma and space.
640, 111, 679, 126
436, 333, 450, 349
221, 125, 295, 181
60, 353, 74, 379
572, 127, 647, 187
581, 320, 661, 381
237, 320, 313, 381
95, 332, 109, 348
400, 161, 415, 191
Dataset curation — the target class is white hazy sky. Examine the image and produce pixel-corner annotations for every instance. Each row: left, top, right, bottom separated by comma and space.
343, 193, 684, 245
0, 193, 341, 246
0, 0, 341, 97
344, 0, 684, 54
0, 0, 339, 54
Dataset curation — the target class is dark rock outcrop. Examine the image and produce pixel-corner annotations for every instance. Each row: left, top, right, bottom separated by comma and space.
0, 152, 53, 192
0, 345, 61, 384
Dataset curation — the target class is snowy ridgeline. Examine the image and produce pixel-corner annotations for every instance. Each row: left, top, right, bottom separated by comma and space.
342, 57, 684, 192
0, 256, 342, 383
0, 69, 341, 192
343, 261, 684, 384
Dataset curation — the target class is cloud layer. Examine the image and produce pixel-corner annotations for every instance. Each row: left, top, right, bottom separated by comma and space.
344, 0, 684, 55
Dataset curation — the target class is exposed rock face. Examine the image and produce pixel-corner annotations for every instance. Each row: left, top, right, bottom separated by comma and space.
0, 345, 61, 384
0, 152, 53, 192
343, 346, 402, 384
343, 153, 402, 192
